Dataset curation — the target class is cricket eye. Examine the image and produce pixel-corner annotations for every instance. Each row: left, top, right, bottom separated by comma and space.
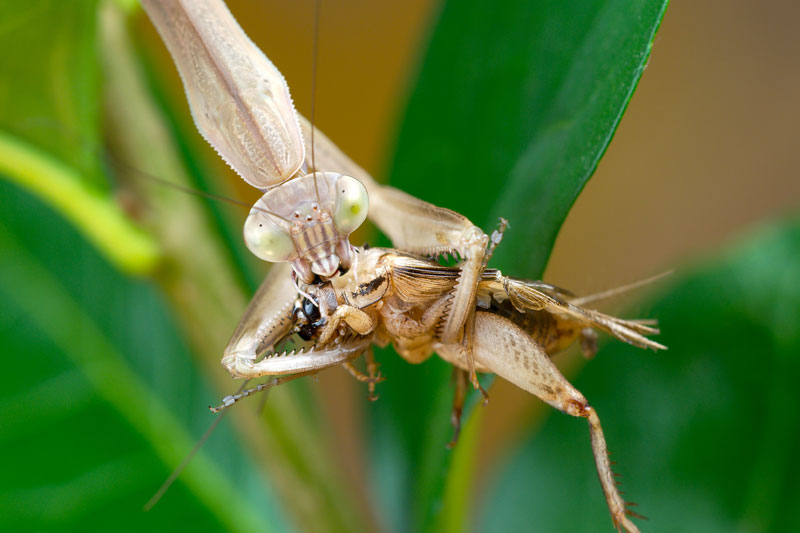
333, 175, 368, 235
243, 214, 294, 262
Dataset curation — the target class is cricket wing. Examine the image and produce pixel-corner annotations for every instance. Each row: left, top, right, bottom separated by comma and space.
388, 254, 461, 305
484, 274, 666, 351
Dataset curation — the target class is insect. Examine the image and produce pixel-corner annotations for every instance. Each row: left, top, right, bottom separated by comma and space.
141, 1, 663, 531
214, 243, 664, 533
141, 0, 490, 389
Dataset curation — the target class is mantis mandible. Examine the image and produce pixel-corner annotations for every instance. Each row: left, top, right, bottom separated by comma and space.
141, 0, 489, 388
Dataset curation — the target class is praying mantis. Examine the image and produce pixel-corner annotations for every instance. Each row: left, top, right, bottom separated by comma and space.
141, 0, 490, 387
140, 0, 663, 530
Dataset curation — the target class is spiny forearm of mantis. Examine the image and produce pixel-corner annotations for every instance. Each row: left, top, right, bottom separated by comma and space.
141, 0, 305, 187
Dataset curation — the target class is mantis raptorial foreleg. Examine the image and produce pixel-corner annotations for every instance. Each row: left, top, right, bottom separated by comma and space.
220, 261, 371, 378
221, 262, 296, 375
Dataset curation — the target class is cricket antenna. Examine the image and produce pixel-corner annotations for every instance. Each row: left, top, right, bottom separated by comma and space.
310, 0, 322, 204
145, 368, 320, 509
143, 407, 231, 511
570, 270, 674, 306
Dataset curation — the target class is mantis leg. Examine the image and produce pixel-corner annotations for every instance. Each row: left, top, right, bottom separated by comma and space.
224, 337, 371, 379
221, 262, 374, 378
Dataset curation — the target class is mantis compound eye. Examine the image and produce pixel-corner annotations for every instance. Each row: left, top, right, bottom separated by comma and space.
243, 212, 294, 262
332, 175, 368, 235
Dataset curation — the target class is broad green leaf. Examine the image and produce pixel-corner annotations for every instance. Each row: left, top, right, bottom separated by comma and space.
0, 180, 288, 532
480, 217, 800, 532
371, 0, 669, 530
0, 0, 158, 274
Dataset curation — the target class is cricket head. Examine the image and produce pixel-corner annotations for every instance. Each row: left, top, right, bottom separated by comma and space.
221, 279, 370, 380
243, 172, 368, 282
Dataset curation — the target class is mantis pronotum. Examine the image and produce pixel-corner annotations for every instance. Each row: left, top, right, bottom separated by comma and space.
141, 0, 661, 530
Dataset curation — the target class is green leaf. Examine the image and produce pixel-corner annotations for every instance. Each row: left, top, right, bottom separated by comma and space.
371, 0, 669, 530
0, 180, 289, 532
0, 0, 158, 274
479, 216, 800, 531
0, 0, 100, 180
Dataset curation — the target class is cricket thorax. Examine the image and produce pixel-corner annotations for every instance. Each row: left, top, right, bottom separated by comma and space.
243, 172, 368, 281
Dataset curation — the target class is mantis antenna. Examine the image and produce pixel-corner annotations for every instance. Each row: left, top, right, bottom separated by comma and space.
106, 151, 293, 224
310, 0, 322, 204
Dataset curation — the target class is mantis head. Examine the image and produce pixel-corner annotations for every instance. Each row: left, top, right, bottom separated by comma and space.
243, 172, 368, 282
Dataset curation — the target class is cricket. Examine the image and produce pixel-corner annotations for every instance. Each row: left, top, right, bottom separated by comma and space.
141, 0, 664, 531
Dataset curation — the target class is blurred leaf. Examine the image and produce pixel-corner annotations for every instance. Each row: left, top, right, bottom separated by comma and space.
0, 0, 158, 274
479, 216, 800, 532
0, 2, 363, 531
0, 180, 289, 532
371, 0, 668, 530
0, 0, 99, 179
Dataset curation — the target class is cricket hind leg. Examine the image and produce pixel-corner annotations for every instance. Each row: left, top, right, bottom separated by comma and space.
467, 312, 642, 533
564, 400, 644, 533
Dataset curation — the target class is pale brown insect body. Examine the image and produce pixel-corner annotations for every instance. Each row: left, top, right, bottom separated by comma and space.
217, 246, 664, 533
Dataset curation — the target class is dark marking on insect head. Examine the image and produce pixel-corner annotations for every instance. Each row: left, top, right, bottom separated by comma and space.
352, 274, 386, 298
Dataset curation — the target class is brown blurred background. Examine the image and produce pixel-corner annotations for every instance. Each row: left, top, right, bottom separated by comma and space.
141, 0, 800, 516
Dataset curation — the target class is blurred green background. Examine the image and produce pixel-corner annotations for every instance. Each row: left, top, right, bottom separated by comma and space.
1, 0, 799, 532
